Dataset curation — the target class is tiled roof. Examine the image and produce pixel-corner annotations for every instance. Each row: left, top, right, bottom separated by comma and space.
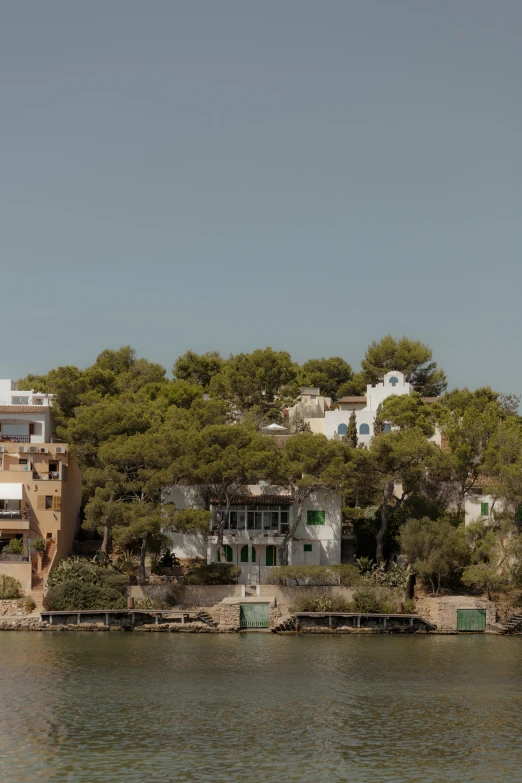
211, 495, 294, 505
336, 396, 367, 404
0, 406, 49, 414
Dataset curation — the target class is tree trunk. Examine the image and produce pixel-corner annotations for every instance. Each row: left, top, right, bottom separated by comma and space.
216, 496, 231, 563
375, 484, 392, 562
101, 523, 110, 553
278, 494, 306, 566
376, 484, 406, 562
138, 534, 148, 583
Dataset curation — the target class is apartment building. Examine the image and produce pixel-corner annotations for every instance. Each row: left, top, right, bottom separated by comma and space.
0, 380, 82, 592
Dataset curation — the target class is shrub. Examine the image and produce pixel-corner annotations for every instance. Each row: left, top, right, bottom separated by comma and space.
403, 598, 416, 613
32, 538, 47, 554
369, 563, 410, 589
44, 581, 127, 611
266, 565, 338, 586
135, 596, 164, 610
47, 558, 129, 592
290, 593, 352, 613
21, 598, 36, 613
44, 557, 129, 610
352, 589, 395, 614
0, 575, 22, 599
182, 563, 241, 585
329, 564, 362, 587
3, 538, 23, 555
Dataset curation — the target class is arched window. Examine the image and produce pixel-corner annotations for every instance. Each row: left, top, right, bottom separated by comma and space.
240, 545, 249, 563
218, 544, 233, 563
389, 376, 399, 387
266, 545, 277, 567
251, 546, 256, 563
359, 423, 370, 435
384, 423, 392, 433
337, 423, 348, 436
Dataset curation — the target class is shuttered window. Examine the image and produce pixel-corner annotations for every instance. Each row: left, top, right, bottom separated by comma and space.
304, 543, 312, 552
38, 495, 60, 510
307, 510, 325, 526
480, 502, 489, 517
240, 545, 249, 563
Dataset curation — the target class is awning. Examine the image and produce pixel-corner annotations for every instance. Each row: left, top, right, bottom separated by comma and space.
0, 484, 24, 500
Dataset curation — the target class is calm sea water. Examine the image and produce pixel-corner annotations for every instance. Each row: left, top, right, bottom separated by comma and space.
0, 632, 520, 783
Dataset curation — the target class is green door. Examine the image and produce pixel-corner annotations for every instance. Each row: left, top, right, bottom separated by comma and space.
240, 603, 269, 628
457, 609, 486, 632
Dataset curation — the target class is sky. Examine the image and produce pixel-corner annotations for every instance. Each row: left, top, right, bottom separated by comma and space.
1, 1, 521, 395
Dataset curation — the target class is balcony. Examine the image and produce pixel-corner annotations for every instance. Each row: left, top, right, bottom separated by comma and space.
0, 435, 30, 443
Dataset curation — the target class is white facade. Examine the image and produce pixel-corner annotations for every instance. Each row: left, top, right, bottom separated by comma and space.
0, 380, 54, 407
0, 380, 55, 444
290, 372, 442, 446
163, 484, 342, 584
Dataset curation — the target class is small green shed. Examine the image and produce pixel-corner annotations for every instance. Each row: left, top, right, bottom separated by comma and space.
457, 609, 486, 632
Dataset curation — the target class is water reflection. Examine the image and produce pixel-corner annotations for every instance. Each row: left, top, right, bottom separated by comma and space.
0, 633, 520, 782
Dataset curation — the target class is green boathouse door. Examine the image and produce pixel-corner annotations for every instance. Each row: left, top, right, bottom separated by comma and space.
457, 609, 486, 632
240, 603, 270, 629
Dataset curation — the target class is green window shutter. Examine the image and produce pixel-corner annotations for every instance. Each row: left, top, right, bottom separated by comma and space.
307, 510, 325, 526
251, 546, 256, 563
265, 545, 276, 566
240, 545, 249, 563
480, 502, 489, 517
515, 506, 522, 523
224, 545, 233, 563
304, 543, 312, 552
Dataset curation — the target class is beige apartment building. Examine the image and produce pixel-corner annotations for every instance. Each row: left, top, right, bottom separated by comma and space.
0, 380, 82, 593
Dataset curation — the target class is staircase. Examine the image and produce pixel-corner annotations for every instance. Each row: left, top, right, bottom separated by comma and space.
29, 542, 56, 617
271, 614, 297, 633
498, 612, 522, 634
197, 610, 219, 628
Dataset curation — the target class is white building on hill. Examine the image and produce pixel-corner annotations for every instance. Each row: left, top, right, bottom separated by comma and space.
288, 371, 442, 446
163, 484, 342, 584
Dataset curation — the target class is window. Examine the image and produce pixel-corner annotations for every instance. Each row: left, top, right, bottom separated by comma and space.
12, 397, 29, 405
383, 423, 392, 433
266, 545, 277, 567
240, 545, 249, 563
480, 502, 489, 517
359, 423, 370, 435
38, 495, 61, 510
46, 532, 53, 540
218, 544, 233, 563
251, 546, 256, 563
515, 507, 522, 523
337, 423, 348, 436
304, 543, 312, 552
389, 377, 399, 387
307, 510, 325, 526
19, 459, 28, 466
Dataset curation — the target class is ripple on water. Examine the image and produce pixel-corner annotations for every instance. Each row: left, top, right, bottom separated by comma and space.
0, 633, 521, 782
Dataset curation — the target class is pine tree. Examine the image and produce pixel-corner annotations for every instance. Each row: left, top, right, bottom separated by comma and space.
373, 403, 385, 436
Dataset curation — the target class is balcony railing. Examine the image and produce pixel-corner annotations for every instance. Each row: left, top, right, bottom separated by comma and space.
0, 510, 27, 520
0, 435, 30, 443
32, 472, 60, 481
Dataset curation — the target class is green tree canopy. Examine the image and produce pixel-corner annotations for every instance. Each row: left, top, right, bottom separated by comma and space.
299, 357, 354, 400
361, 335, 447, 397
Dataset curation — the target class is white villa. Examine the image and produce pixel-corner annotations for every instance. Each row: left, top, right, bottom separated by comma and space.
287, 371, 442, 447
164, 484, 342, 584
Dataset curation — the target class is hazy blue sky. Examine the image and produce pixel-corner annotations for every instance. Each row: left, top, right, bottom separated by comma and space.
2, 1, 521, 394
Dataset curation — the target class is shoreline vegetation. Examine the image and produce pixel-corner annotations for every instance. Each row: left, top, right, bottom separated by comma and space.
7, 337, 522, 629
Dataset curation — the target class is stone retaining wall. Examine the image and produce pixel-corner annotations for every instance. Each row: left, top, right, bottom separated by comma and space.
0, 599, 31, 618
416, 596, 497, 630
